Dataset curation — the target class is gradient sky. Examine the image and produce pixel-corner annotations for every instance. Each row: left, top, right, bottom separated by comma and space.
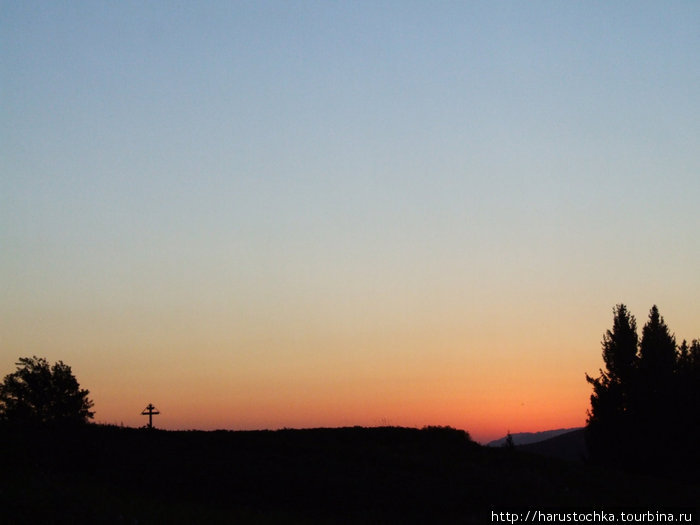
2, 1, 698, 443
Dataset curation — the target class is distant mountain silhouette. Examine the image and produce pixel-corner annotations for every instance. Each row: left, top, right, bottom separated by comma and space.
486, 427, 582, 447
519, 428, 587, 462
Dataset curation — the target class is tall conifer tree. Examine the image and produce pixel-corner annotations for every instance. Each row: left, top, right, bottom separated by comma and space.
585, 304, 638, 466
636, 306, 677, 469
639, 305, 676, 381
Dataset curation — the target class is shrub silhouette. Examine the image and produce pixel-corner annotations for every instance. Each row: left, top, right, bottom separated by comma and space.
0, 356, 94, 426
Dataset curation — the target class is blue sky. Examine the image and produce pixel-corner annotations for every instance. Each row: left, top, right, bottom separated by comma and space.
2, 2, 699, 439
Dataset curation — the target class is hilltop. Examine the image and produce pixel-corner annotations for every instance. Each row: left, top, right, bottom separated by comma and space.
486, 427, 582, 447
519, 428, 588, 463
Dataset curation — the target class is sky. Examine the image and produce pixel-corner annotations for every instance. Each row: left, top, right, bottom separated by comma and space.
1, 1, 698, 443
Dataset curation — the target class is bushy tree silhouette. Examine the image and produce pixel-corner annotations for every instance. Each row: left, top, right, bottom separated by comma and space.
0, 356, 94, 426
586, 305, 700, 478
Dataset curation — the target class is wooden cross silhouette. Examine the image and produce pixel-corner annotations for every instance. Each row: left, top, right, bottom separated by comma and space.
141, 403, 160, 429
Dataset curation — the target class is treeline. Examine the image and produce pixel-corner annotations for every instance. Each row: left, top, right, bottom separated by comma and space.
586, 305, 700, 479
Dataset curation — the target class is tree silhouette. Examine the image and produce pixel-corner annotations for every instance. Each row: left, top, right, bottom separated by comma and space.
586, 305, 700, 478
0, 356, 94, 426
585, 304, 638, 467
504, 431, 515, 449
638, 305, 676, 399
637, 306, 677, 468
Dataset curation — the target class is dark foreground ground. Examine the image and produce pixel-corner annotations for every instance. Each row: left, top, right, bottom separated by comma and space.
1, 424, 697, 524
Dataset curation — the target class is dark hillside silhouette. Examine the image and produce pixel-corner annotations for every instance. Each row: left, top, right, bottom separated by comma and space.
586, 304, 700, 479
487, 427, 582, 447
1, 424, 697, 523
519, 428, 587, 463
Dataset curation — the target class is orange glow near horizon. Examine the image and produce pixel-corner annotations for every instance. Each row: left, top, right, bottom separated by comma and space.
93, 382, 589, 444
8, 297, 697, 444
78, 320, 598, 444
